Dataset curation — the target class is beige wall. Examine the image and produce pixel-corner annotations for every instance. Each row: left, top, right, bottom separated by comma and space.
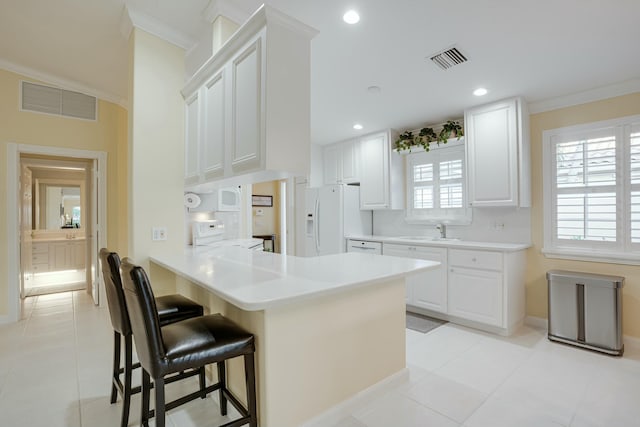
252, 181, 280, 252
527, 92, 640, 338
128, 29, 185, 295
0, 68, 128, 317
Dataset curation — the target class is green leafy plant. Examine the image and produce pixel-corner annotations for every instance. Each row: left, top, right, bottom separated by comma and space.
394, 120, 464, 152
438, 120, 464, 144
394, 131, 417, 151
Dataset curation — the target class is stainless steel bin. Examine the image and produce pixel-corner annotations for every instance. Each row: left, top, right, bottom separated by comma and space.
547, 270, 624, 356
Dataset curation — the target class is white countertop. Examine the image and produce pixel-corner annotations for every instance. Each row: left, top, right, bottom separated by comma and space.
150, 247, 438, 311
347, 235, 531, 252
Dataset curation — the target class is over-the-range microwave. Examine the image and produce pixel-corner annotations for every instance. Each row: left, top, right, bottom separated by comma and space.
186, 187, 241, 212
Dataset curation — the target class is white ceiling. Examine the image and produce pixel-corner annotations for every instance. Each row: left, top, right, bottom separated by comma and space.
1, 0, 639, 145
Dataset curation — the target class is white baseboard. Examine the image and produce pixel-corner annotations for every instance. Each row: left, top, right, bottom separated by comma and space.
623, 334, 640, 350
300, 368, 410, 427
525, 316, 548, 330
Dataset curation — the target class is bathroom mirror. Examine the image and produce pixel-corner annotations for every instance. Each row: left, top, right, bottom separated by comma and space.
33, 179, 84, 230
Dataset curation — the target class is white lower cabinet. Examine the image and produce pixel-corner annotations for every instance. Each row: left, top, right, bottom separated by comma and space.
33, 240, 85, 273
449, 266, 503, 327
383, 243, 447, 313
370, 239, 526, 336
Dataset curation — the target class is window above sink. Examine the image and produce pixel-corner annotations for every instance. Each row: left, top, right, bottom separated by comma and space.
404, 140, 472, 225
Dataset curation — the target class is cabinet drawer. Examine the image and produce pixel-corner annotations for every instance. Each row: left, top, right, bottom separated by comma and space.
32, 243, 49, 254
32, 253, 49, 264
449, 249, 502, 271
32, 263, 49, 273
384, 243, 446, 259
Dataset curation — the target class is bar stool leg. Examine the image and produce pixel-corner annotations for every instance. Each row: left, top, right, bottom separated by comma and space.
141, 369, 151, 427
199, 367, 206, 399
244, 353, 258, 427
155, 377, 166, 427
121, 334, 133, 427
110, 331, 121, 404
217, 361, 227, 415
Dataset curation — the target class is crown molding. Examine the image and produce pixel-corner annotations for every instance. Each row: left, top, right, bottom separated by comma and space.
529, 79, 640, 114
0, 59, 128, 108
204, 0, 251, 25
125, 6, 196, 50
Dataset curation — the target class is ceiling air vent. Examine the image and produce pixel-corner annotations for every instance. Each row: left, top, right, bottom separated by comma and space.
21, 81, 97, 121
429, 46, 468, 70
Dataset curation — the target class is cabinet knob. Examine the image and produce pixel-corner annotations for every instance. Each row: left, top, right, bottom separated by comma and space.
472, 257, 477, 262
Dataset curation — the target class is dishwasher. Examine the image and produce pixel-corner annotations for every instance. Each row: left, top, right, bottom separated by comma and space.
346, 239, 382, 255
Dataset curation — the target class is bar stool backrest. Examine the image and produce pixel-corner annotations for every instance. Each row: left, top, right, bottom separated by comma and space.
120, 258, 167, 377
99, 248, 131, 336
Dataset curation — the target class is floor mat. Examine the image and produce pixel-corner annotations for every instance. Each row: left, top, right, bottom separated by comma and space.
406, 312, 447, 333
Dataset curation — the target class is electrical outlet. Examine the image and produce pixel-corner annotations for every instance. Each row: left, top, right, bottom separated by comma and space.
152, 227, 167, 241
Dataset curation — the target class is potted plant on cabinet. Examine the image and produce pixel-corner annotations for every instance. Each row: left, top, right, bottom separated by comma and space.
394, 120, 464, 153
438, 120, 464, 144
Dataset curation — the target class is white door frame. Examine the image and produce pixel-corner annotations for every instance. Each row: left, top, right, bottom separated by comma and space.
6, 143, 107, 322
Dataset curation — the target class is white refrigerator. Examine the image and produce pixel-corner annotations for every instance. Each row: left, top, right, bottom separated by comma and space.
296, 184, 372, 257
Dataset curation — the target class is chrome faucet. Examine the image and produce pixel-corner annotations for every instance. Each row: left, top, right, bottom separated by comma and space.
436, 223, 446, 239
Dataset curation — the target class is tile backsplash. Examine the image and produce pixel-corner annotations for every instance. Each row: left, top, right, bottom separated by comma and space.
373, 207, 531, 244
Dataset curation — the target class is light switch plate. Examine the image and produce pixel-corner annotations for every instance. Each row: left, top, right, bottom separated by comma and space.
152, 227, 167, 241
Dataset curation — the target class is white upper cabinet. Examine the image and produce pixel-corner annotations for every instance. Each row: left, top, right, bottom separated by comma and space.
341, 139, 360, 184
182, 6, 317, 189
184, 93, 200, 185
464, 97, 530, 207
202, 71, 226, 180
323, 139, 360, 185
323, 144, 340, 185
231, 37, 262, 173
359, 130, 404, 210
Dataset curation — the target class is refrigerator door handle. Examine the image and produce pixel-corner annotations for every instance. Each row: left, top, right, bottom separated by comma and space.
314, 198, 320, 253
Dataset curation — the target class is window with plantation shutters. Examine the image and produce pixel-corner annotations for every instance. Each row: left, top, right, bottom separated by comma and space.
406, 142, 471, 223
543, 115, 640, 264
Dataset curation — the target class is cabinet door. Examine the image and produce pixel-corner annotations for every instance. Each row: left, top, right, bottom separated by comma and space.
184, 93, 200, 185
202, 71, 226, 180
73, 241, 85, 269
323, 144, 341, 185
384, 244, 447, 313
231, 37, 262, 173
448, 267, 503, 326
360, 133, 390, 209
411, 247, 447, 313
465, 99, 518, 207
341, 139, 360, 184
49, 243, 69, 271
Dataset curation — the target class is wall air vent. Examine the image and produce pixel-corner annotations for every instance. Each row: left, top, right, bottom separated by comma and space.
21, 81, 97, 121
429, 46, 468, 70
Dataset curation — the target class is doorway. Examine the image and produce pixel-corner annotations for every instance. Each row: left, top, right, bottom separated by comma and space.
21, 155, 90, 297
7, 143, 107, 322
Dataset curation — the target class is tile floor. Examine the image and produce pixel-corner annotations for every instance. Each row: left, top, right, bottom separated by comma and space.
2, 291, 640, 427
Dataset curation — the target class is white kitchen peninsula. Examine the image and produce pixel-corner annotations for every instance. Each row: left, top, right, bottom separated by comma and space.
150, 247, 437, 427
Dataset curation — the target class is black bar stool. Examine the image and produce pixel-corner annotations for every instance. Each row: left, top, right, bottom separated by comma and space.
99, 249, 205, 427
120, 258, 258, 427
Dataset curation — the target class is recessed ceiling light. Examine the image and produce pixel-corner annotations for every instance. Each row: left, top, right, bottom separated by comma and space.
473, 87, 488, 96
367, 86, 381, 94
343, 10, 360, 24
353, 123, 363, 130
